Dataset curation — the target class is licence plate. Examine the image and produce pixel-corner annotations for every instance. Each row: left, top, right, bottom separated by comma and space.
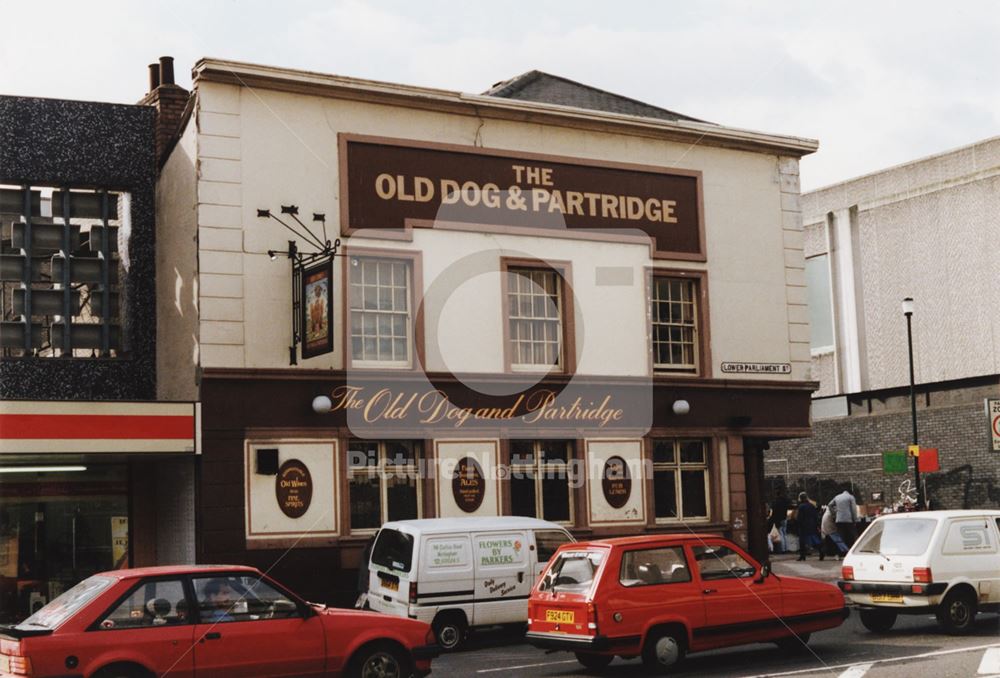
381, 579, 399, 592
871, 593, 903, 604
545, 609, 574, 623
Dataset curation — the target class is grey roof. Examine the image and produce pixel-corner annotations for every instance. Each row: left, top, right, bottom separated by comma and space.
483, 70, 709, 124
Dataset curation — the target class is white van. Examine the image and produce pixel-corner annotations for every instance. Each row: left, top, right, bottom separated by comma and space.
839, 510, 1000, 634
366, 517, 575, 649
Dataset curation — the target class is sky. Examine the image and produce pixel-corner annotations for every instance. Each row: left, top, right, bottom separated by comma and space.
2, 1, 998, 190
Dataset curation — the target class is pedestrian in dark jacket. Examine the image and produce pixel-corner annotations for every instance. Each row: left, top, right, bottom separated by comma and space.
795, 492, 820, 561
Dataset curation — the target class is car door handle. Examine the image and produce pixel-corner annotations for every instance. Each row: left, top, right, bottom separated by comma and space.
203, 632, 222, 641
702, 589, 717, 595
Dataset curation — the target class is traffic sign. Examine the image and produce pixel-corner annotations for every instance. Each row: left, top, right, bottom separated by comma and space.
989, 399, 1000, 453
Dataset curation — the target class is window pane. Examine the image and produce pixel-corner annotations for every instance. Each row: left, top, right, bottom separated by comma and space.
652, 439, 675, 464
619, 547, 690, 587
653, 470, 677, 519
651, 277, 697, 371
692, 545, 754, 580
541, 474, 570, 522
680, 470, 708, 518
348, 441, 379, 468
386, 474, 418, 522
679, 440, 706, 464
101, 579, 188, 629
510, 474, 537, 517
510, 440, 535, 466
349, 474, 382, 530
194, 575, 298, 624
540, 440, 570, 463
806, 254, 834, 349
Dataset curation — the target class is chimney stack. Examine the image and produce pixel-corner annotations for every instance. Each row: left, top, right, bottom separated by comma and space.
139, 55, 190, 166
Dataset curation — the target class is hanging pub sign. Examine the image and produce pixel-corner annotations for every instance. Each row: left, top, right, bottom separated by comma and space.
452, 456, 486, 512
275, 459, 313, 518
340, 135, 705, 260
301, 260, 334, 359
601, 456, 632, 508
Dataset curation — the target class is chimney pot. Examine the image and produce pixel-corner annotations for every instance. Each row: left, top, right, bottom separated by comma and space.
159, 56, 175, 86
148, 63, 160, 91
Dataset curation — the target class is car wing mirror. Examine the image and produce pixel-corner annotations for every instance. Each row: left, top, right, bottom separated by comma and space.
754, 561, 771, 584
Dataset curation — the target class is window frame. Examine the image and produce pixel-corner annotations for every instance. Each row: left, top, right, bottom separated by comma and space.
508, 440, 575, 525
649, 438, 711, 524
347, 439, 423, 534
343, 247, 423, 371
500, 258, 575, 375
87, 575, 197, 632
647, 268, 709, 377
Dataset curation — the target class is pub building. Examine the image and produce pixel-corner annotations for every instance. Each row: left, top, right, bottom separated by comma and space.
155, 59, 818, 606
0, 83, 199, 622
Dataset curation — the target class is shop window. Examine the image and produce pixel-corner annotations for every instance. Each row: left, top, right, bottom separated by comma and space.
651, 439, 709, 522
349, 257, 412, 366
100, 579, 188, 629
0, 464, 128, 624
651, 276, 699, 373
0, 185, 125, 358
507, 268, 564, 370
509, 440, 573, 523
348, 440, 421, 531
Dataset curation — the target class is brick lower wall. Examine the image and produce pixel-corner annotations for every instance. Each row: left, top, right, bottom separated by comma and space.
766, 401, 1000, 512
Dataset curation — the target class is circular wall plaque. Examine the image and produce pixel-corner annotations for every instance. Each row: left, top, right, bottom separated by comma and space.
452, 456, 485, 513
275, 459, 312, 518
601, 456, 631, 509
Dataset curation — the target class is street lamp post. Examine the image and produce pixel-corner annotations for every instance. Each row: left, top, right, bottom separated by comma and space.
902, 297, 924, 510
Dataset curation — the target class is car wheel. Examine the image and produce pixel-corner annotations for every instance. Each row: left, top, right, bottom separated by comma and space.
774, 632, 811, 652
432, 612, 468, 651
642, 628, 685, 673
859, 608, 897, 633
937, 589, 977, 635
575, 651, 614, 670
348, 642, 410, 678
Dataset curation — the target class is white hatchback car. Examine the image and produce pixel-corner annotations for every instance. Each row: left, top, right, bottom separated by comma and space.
839, 510, 1000, 634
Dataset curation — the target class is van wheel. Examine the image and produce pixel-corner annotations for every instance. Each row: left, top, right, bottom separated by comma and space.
575, 652, 613, 670
937, 589, 977, 635
774, 633, 810, 652
432, 612, 467, 651
642, 629, 685, 673
859, 608, 897, 633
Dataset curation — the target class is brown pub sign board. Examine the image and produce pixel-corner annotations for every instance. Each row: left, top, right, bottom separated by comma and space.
340, 135, 705, 260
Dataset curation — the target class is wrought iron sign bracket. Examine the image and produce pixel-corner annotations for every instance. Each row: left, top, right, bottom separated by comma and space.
258, 205, 342, 365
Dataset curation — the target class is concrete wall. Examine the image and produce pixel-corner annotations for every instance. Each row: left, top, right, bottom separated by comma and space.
156, 119, 199, 401
158, 81, 810, 381
803, 137, 1000, 394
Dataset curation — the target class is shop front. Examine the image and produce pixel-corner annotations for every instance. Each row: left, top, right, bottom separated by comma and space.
199, 371, 812, 607
0, 400, 199, 622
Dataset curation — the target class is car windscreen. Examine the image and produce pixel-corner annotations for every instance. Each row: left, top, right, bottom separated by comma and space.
855, 518, 937, 556
371, 528, 415, 573
537, 550, 605, 595
17, 575, 115, 630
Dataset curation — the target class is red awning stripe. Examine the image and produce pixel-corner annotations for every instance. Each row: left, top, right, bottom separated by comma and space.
0, 414, 194, 440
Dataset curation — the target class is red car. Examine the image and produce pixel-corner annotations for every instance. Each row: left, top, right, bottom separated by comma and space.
526, 534, 847, 672
0, 564, 437, 678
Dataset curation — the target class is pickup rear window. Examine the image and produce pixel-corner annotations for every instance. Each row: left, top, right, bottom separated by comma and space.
856, 518, 936, 556
372, 528, 415, 573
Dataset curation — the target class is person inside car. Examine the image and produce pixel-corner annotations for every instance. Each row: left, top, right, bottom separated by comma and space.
202, 578, 239, 623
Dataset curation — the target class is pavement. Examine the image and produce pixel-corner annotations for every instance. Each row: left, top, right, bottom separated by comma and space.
769, 551, 844, 584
